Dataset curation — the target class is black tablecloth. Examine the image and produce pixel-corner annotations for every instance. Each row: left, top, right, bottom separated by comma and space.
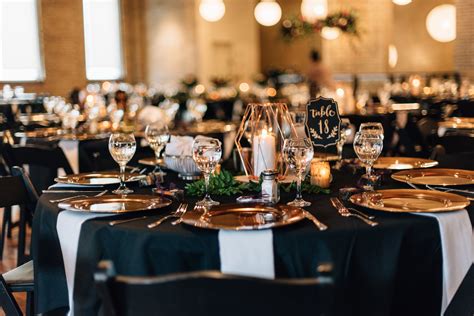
33, 167, 473, 316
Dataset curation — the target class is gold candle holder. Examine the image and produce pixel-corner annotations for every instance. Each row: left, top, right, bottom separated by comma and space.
310, 159, 331, 188
234, 103, 296, 179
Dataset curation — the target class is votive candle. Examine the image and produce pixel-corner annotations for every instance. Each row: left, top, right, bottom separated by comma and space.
310, 160, 331, 188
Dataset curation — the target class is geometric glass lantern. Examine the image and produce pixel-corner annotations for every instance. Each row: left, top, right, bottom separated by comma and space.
235, 103, 296, 179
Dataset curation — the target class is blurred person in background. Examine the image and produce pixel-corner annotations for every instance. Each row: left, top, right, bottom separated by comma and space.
307, 49, 334, 98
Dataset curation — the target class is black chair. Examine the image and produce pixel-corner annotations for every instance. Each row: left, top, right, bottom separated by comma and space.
95, 261, 334, 316
0, 260, 34, 316
435, 135, 474, 155
0, 167, 39, 266
1, 142, 74, 192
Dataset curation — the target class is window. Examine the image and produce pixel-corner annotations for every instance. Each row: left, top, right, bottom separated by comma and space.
83, 0, 124, 80
0, 0, 43, 82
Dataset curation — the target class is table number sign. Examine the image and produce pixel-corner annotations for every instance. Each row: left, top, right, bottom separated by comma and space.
305, 97, 341, 148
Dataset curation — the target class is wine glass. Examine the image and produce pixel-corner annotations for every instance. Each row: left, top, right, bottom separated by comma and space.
336, 118, 352, 159
192, 138, 222, 207
359, 122, 384, 138
283, 138, 314, 207
353, 132, 383, 190
145, 123, 170, 174
291, 111, 307, 138
109, 133, 137, 194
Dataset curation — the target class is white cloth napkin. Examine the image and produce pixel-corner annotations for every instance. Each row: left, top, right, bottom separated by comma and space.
165, 136, 194, 156
57, 210, 111, 316
58, 140, 79, 174
218, 229, 275, 279
48, 183, 103, 189
415, 210, 473, 314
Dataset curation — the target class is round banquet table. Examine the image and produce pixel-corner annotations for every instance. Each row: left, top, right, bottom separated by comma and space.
32, 164, 474, 316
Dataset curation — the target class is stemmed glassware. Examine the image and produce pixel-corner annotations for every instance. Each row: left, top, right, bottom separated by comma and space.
336, 118, 352, 159
192, 138, 222, 207
109, 133, 137, 194
359, 122, 384, 138
145, 122, 170, 174
353, 131, 384, 190
283, 138, 314, 207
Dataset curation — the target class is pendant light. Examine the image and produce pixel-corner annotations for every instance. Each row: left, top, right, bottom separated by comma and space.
254, 0, 282, 27
301, 0, 328, 23
199, 0, 225, 22
321, 27, 340, 40
392, 0, 412, 5
426, 4, 456, 43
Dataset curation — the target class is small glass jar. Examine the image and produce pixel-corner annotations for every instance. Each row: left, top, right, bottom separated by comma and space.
261, 169, 279, 204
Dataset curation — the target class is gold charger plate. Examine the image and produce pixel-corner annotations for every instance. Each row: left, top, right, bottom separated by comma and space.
373, 157, 438, 170
350, 189, 470, 213
138, 157, 165, 167
15, 128, 109, 141
438, 117, 474, 130
58, 194, 172, 213
15, 127, 60, 138
55, 172, 146, 186
392, 168, 474, 186
181, 204, 305, 230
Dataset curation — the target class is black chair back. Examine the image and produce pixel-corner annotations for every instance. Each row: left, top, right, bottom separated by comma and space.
1, 142, 73, 191
0, 167, 38, 266
95, 261, 334, 316
436, 135, 474, 155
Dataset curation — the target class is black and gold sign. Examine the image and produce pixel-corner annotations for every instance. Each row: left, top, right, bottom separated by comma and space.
305, 97, 341, 148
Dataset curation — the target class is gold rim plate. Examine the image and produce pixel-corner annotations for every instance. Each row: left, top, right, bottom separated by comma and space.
392, 168, 474, 186
439, 117, 474, 129
55, 172, 146, 185
58, 194, 172, 213
14, 128, 109, 141
373, 157, 438, 170
15, 127, 61, 138
181, 203, 305, 230
350, 189, 470, 213
138, 157, 165, 167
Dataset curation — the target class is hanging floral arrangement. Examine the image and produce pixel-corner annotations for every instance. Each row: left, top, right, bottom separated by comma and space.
280, 10, 358, 41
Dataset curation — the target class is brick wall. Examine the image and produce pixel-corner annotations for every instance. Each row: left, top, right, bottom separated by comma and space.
15, 0, 87, 97
455, 0, 474, 79
393, 0, 454, 73
2, 0, 146, 97
322, 0, 393, 74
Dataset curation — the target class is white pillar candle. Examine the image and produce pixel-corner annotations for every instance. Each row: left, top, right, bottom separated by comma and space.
252, 129, 276, 177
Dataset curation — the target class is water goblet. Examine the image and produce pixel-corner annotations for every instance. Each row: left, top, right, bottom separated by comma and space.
283, 138, 314, 207
359, 122, 384, 138
145, 123, 170, 174
192, 138, 222, 207
336, 118, 352, 159
353, 132, 384, 190
109, 132, 137, 194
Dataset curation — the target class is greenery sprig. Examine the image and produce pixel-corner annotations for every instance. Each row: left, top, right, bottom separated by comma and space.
185, 170, 330, 197
281, 11, 358, 42
185, 170, 250, 196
